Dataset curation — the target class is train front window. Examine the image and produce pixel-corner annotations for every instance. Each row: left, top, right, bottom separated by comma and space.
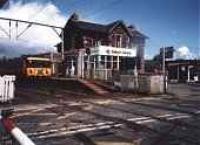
26, 60, 51, 68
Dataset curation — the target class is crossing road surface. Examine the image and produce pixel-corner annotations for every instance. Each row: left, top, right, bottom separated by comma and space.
11, 80, 200, 145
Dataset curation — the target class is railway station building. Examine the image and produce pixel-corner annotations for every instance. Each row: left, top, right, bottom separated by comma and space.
57, 13, 147, 80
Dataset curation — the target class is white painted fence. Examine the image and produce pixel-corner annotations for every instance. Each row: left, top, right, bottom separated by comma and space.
0, 75, 16, 103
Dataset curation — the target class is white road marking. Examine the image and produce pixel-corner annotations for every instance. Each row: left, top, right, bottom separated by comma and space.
13, 104, 58, 117
26, 113, 194, 139
56, 112, 77, 120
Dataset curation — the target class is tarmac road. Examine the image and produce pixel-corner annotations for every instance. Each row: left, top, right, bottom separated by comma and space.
10, 80, 200, 145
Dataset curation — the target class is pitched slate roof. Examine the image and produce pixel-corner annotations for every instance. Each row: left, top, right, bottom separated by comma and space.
66, 13, 147, 38
74, 21, 108, 33
72, 20, 134, 36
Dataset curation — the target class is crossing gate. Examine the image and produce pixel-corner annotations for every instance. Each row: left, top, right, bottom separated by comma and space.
0, 75, 16, 103
0, 113, 35, 145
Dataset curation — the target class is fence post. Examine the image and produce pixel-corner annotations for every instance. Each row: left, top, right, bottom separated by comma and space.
0, 75, 16, 103
0, 76, 3, 102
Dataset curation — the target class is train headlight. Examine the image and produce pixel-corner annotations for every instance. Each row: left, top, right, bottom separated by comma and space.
27, 68, 34, 76
43, 69, 51, 76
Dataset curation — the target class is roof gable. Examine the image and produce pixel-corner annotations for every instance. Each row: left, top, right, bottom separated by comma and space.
107, 20, 132, 37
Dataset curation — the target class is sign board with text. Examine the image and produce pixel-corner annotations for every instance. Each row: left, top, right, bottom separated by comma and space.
90, 46, 136, 57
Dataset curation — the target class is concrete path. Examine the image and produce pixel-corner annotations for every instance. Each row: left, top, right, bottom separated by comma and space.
78, 80, 110, 95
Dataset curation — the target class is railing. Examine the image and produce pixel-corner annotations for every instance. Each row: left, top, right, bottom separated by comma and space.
0, 75, 16, 103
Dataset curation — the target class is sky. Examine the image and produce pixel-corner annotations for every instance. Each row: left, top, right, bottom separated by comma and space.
0, 0, 199, 59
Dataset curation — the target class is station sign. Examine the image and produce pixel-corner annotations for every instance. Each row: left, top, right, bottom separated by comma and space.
90, 45, 136, 57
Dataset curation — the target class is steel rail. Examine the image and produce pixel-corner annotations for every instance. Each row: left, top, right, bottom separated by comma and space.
87, 101, 200, 130
13, 79, 200, 144
64, 103, 199, 145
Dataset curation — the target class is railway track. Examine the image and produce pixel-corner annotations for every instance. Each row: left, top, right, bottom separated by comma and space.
12, 80, 200, 145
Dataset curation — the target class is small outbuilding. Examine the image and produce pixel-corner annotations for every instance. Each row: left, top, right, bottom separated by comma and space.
166, 59, 200, 83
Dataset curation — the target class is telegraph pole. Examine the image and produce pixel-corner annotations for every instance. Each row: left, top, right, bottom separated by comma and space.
162, 47, 167, 93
